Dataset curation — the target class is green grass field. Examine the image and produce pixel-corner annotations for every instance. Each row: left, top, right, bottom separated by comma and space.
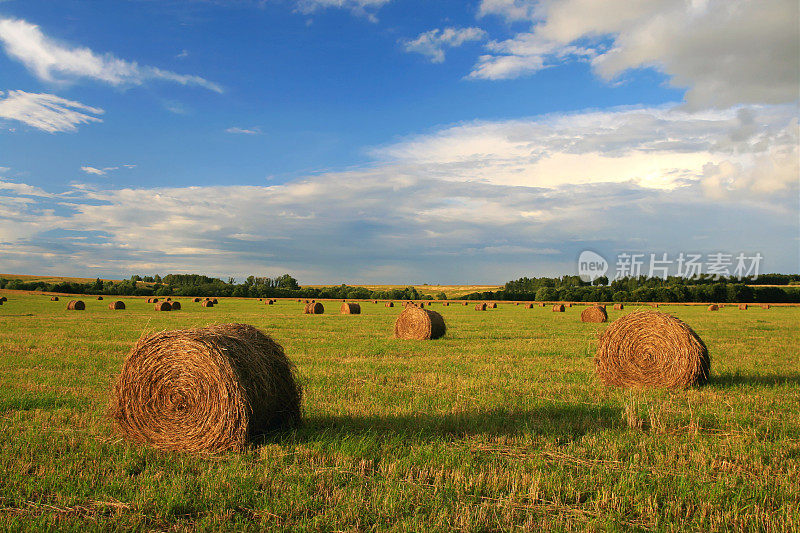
0, 294, 798, 531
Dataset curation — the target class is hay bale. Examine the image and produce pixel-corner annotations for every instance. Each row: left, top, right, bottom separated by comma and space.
194, 297, 201, 302
567, 303, 573, 308
50, 296, 59, 301
171, 301, 182, 310
739, 304, 748, 310
109, 323, 302, 453
613, 303, 624, 310
761, 304, 770, 310
394, 307, 446, 340
385, 301, 394, 308
539, 303, 545, 307
488, 303, 497, 309
443, 302, 449, 306
155, 302, 172, 311
108, 301, 125, 310
524, 303, 533, 309
304, 302, 324, 314
97, 296, 104, 300
0, 296, 6, 302
474, 303, 487, 311
552, 304, 565, 312
340, 302, 361, 315
212, 298, 219, 304
707, 304, 719, 311
166, 297, 172, 302
202, 300, 214, 308
67, 300, 85, 310
581, 306, 608, 323
595, 311, 709, 389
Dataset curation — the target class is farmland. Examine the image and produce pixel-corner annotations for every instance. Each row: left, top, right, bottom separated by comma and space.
0, 293, 798, 531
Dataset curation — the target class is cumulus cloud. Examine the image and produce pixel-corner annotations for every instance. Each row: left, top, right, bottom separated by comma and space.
0, 18, 223, 92
473, 0, 800, 108
293, 0, 391, 20
0, 90, 103, 133
1, 103, 796, 281
404, 27, 487, 63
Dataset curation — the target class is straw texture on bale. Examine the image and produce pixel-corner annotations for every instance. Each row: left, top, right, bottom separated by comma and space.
109, 300, 125, 310
385, 301, 394, 307
613, 303, 624, 310
708, 304, 719, 311
739, 304, 748, 310
171, 301, 181, 310
67, 300, 85, 310
202, 300, 214, 308
475, 303, 487, 311
394, 307, 446, 340
51, 296, 59, 301
581, 306, 608, 323
155, 302, 172, 311
109, 323, 302, 453
340, 302, 361, 315
595, 311, 709, 389
304, 302, 324, 314
552, 304, 565, 312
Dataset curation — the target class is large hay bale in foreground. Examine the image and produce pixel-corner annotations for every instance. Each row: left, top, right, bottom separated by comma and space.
385, 301, 394, 308
581, 306, 608, 323
171, 301, 182, 310
304, 302, 324, 314
51, 296, 59, 301
708, 304, 719, 311
475, 303, 487, 311
613, 303, 624, 310
202, 300, 214, 308
595, 311, 709, 389
340, 302, 361, 314
394, 307, 446, 340
552, 304, 565, 312
109, 323, 302, 453
109, 301, 125, 310
67, 300, 85, 310
155, 302, 172, 311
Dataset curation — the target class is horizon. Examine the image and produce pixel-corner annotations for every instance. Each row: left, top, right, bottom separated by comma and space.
1, 1, 798, 282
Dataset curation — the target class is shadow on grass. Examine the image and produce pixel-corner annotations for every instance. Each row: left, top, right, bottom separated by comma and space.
711, 372, 800, 388
289, 404, 619, 443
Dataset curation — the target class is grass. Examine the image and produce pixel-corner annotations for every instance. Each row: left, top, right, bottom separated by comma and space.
0, 294, 798, 531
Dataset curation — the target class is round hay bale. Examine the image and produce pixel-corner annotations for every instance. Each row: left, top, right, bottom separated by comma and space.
109, 323, 302, 453
97, 296, 104, 300
613, 303, 624, 310
340, 302, 361, 314
488, 303, 497, 309
385, 301, 394, 308
155, 301, 172, 311
372, 300, 378, 304
193, 297, 201, 302
108, 300, 125, 310
539, 302, 546, 307
567, 303, 573, 308
581, 306, 608, 323
761, 304, 770, 310
594, 311, 710, 389
212, 298, 219, 304
394, 307, 446, 340
166, 297, 172, 302
552, 304, 565, 312
738, 304, 748, 310
474, 303, 487, 311
51, 296, 59, 301
171, 301, 182, 311
304, 302, 324, 314
202, 300, 214, 308
297, 299, 302, 302
707, 304, 719, 311
443, 302, 449, 306
0, 296, 6, 302
524, 303, 533, 309
67, 300, 85, 310
268, 299, 275, 305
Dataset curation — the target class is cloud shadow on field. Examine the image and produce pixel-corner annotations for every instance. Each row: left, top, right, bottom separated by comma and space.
710, 372, 800, 388
290, 404, 619, 443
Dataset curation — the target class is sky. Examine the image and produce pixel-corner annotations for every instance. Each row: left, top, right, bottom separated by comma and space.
0, 0, 798, 284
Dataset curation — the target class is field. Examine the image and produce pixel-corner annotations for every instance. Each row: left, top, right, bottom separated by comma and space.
0, 294, 798, 531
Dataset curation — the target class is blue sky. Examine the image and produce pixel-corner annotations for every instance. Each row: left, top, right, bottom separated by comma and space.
0, 0, 798, 283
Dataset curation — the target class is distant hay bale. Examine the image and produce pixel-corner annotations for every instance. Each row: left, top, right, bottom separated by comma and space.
109, 323, 302, 453
340, 302, 361, 314
488, 303, 497, 309
739, 304, 748, 310
581, 306, 608, 323
155, 302, 172, 311
443, 302, 449, 306
613, 303, 624, 310
462, 302, 468, 306
0, 296, 6, 302
297, 299, 302, 303
202, 300, 214, 308
394, 307, 446, 340
108, 301, 125, 310
212, 298, 219, 304
524, 303, 533, 309
50, 296, 59, 301
166, 297, 172, 302
385, 301, 394, 307
595, 311, 710, 389
304, 302, 324, 314
474, 303, 487, 311
171, 301, 182, 310
67, 300, 85, 310
194, 297, 201, 302
97, 296, 104, 300
147, 298, 159, 304
567, 303, 573, 308
539, 303, 545, 307
707, 304, 719, 311
761, 304, 770, 309
267, 299, 274, 305
552, 304, 565, 312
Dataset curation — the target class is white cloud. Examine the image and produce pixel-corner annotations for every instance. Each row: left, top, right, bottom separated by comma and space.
80, 165, 121, 176
404, 27, 487, 63
226, 126, 262, 135
0, 90, 103, 133
473, 0, 800, 108
293, 0, 391, 20
1, 103, 796, 281
0, 18, 223, 93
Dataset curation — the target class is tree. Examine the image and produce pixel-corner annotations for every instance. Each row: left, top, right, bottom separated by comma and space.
276, 274, 300, 290
436, 291, 447, 300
